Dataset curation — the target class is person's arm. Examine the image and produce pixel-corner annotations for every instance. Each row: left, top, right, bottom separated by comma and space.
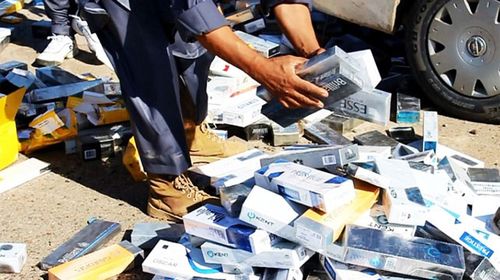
176, 0, 327, 109
273, 3, 324, 58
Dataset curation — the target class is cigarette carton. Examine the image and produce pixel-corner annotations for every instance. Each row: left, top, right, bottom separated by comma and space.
27, 79, 104, 103
142, 240, 238, 280
48, 241, 143, 280
396, 93, 421, 124
271, 122, 300, 146
239, 185, 307, 241
348, 49, 382, 89
294, 182, 379, 250
261, 46, 363, 127
304, 122, 352, 146
222, 95, 266, 127
332, 89, 391, 126
235, 31, 280, 58
354, 130, 400, 150
427, 205, 500, 271
261, 268, 303, 280
343, 225, 465, 280
319, 113, 362, 134
255, 161, 355, 212
356, 146, 392, 162
423, 111, 438, 152
183, 204, 276, 253
466, 168, 500, 195
381, 186, 428, 226
319, 255, 382, 280
260, 145, 359, 172
353, 205, 416, 237
39, 219, 121, 270
0, 243, 27, 273
130, 222, 185, 249
220, 183, 253, 217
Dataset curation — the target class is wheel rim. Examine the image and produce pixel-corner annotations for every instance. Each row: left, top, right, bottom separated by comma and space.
427, 0, 500, 98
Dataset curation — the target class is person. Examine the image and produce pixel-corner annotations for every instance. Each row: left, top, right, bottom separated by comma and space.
79, 0, 328, 221
36, 0, 111, 67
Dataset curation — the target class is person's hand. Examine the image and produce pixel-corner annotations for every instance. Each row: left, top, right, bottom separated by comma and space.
253, 55, 328, 109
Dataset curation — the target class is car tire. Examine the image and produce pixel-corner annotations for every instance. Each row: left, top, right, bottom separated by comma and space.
405, 0, 500, 123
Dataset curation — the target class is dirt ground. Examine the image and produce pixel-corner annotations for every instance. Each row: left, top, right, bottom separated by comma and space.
0, 5, 499, 280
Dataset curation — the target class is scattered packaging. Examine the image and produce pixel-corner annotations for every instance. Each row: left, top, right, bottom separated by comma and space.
122, 136, 147, 182
381, 186, 428, 226
221, 95, 266, 127
0, 60, 27, 75
0, 87, 25, 170
466, 168, 500, 195
354, 130, 400, 150
130, 222, 185, 249
388, 127, 417, 144
243, 122, 271, 141
35, 66, 83, 86
183, 204, 277, 253
239, 185, 307, 241
27, 79, 104, 103
261, 268, 303, 280
304, 122, 352, 146
465, 253, 500, 280
142, 240, 239, 280
271, 122, 301, 146
190, 149, 267, 191
343, 225, 466, 280
294, 182, 379, 250
396, 93, 421, 124
220, 183, 253, 217
423, 111, 438, 152
39, 219, 121, 270
319, 255, 382, 280
353, 205, 416, 237
0, 158, 50, 194
348, 49, 382, 89
332, 89, 392, 126
0, 243, 27, 273
346, 163, 390, 190
235, 31, 280, 58
48, 241, 143, 280
78, 134, 114, 161
261, 46, 362, 127
260, 145, 359, 172
356, 146, 392, 162
255, 161, 355, 213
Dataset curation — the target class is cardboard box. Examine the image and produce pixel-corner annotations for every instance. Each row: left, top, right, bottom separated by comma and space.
142, 240, 238, 280
255, 161, 355, 213
343, 225, 465, 280
381, 186, 428, 226
319, 255, 382, 280
39, 219, 121, 270
220, 183, 253, 217
466, 168, 500, 195
348, 49, 382, 89
354, 130, 399, 150
0, 60, 27, 75
346, 163, 390, 190
0, 243, 27, 273
356, 146, 392, 162
423, 111, 438, 152
319, 113, 363, 134
271, 122, 300, 147
48, 241, 143, 280
294, 182, 379, 250
0, 87, 26, 170
183, 204, 276, 253
332, 89, 391, 126
261, 268, 303, 280
239, 185, 307, 241
260, 145, 359, 172
0, 158, 50, 194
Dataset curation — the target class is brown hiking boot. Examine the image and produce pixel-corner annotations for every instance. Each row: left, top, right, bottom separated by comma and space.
186, 122, 248, 160
147, 173, 218, 222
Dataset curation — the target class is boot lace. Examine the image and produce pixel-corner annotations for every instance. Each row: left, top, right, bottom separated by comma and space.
174, 174, 210, 201
200, 122, 224, 144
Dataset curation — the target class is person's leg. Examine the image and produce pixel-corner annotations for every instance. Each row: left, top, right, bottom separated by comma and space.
36, 0, 78, 66
81, 0, 217, 221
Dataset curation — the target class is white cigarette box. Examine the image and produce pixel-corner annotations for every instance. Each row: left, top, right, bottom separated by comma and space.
255, 161, 355, 213
143, 240, 238, 280
348, 49, 382, 89
353, 205, 416, 237
0, 243, 27, 273
356, 145, 392, 162
222, 95, 266, 127
382, 186, 428, 226
423, 111, 438, 152
320, 255, 382, 280
239, 185, 307, 241
183, 204, 275, 253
